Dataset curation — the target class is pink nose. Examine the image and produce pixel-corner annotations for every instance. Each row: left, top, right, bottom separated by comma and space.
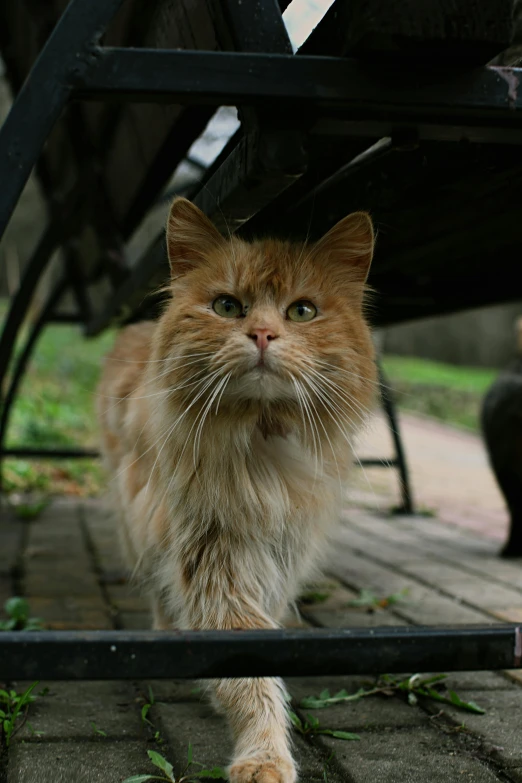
248, 328, 278, 353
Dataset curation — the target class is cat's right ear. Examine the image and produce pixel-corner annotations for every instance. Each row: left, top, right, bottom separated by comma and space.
166, 197, 224, 276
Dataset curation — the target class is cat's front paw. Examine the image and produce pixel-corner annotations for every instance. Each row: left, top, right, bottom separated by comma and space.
229, 755, 296, 783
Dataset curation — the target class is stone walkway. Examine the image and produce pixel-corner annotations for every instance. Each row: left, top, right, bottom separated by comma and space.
1, 413, 522, 783
355, 411, 509, 541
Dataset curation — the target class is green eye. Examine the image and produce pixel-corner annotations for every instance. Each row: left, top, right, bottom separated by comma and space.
287, 300, 317, 322
212, 295, 243, 318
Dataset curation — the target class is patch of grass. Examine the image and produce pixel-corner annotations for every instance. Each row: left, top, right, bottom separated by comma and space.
123, 744, 227, 783
381, 355, 498, 432
1, 305, 115, 496
0, 597, 44, 631
381, 356, 496, 394
0, 681, 40, 746
90, 721, 107, 737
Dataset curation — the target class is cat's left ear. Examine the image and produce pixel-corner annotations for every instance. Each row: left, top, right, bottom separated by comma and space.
313, 212, 374, 284
166, 197, 225, 276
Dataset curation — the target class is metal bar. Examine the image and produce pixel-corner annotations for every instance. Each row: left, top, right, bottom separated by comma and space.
378, 365, 415, 514
75, 49, 522, 127
0, 223, 60, 396
0, 0, 126, 242
2, 448, 99, 459
0, 280, 68, 476
0, 626, 519, 680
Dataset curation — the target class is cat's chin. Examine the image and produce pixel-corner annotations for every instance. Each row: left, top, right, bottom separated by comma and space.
229, 368, 294, 402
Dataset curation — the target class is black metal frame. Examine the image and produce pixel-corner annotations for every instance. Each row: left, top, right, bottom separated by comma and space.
1, 0, 520, 678
1, 626, 520, 680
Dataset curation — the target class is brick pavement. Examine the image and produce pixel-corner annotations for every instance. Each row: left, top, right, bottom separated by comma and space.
1, 487, 522, 783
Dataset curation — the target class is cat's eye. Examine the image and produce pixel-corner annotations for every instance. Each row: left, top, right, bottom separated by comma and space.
287, 300, 317, 322
212, 295, 243, 318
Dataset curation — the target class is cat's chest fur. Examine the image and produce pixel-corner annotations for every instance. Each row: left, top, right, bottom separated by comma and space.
157, 415, 340, 538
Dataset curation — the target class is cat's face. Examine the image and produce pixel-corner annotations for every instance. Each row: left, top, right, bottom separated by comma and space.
155, 198, 376, 416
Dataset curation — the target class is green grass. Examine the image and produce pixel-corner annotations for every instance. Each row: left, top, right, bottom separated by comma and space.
2, 303, 115, 496
382, 355, 497, 394
381, 355, 498, 432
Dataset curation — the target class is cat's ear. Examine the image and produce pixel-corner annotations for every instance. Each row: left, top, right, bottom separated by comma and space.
313, 212, 374, 284
166, 197, 225, 276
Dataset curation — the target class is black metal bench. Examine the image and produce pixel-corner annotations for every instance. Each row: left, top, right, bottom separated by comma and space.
1, 0, 521, 678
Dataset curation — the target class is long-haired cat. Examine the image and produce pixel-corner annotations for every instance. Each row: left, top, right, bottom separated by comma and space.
97, 198, 376, 783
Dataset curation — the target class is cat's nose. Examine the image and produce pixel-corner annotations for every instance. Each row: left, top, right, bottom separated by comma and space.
248, 328, 278, 353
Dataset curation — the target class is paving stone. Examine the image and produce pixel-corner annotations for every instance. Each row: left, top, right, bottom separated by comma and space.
120, 611, 151, 630
25, 567, 101, 598
318, 727, 502, 783
155, 700, 232, 769
328, 539, 492, 626
155, 701, 348, 782
0, 514, 23, 573
443, 671, 514, 691
141, 679, 202, 704
287, 677, 428, 730
27, 596, 111, 629
16, 681, 143, 740
82, 503, 126, 574
345, 514, 522, 610
433, 689, 522, 766
8, 739, 149, 783
300, 580, 408, 629
107, 583, 150, 614
0, 571, 13, 607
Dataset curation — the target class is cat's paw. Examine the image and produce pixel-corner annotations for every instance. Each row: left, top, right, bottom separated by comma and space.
229, 755, 296, 783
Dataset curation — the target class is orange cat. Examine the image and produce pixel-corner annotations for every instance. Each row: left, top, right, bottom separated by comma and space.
97, 198, 376, 783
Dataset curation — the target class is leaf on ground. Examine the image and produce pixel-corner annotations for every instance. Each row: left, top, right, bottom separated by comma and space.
147, 750, 174, 779
288, 711, 304, 732
319, 730, 361, 741
122, 776, 166, 783
448, 691, 486, 715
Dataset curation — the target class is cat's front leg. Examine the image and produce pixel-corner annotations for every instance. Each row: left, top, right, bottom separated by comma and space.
215, 675, 296, 783
180, 580, 296, 783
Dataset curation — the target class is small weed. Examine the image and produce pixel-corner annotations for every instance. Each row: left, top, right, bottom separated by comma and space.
288, 711, 360, 741
123, 743, 227, 783
300, 673, 485, 715
346, 588, 409, 610
322, 752, 335, 783
0, 681, 40, 746
141, 703, 153, 727
299, 582, 335, 605
299, 591, 331, 605
139, 687, 164, 745
9, 497, 49, 520
0, 597, 44, 631
91, 721, 107, 737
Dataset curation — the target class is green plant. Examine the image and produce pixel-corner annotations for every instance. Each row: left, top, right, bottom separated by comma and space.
0, 597, 44, 631
91, 721, 107, 737
123, 744, 227, 783
300, 673, 485, 715
288, 711, 359, 741
139, 687, 164, 745
10, 498, 49, 520
0, 681, 40, 746
346, 588, 409, 610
